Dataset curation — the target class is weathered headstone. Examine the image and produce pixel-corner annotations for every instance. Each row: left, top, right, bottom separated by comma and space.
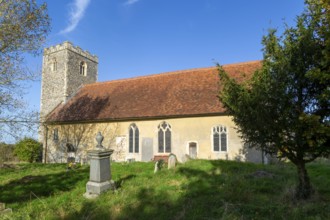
84, 132, 114, 199
0, 203, 5, 211
0, 202, 12, 216
154, 161, 159, 173
168, 154, 176, 169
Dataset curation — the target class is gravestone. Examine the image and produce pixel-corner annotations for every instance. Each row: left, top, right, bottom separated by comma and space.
0, 202, 12, 216
168, 154, 176, 169
141, 138, 153, 161
154, 161, 159, 173
84, 132, 114, 199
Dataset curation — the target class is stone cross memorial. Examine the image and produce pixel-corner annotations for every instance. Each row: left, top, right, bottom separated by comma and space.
84, 132, 114, 199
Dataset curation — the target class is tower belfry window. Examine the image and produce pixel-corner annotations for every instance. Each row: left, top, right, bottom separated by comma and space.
51, 59, 57, 71
79, 61, 87, 76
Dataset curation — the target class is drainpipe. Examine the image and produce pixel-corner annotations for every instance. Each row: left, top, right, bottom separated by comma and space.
44, 125, 48, 163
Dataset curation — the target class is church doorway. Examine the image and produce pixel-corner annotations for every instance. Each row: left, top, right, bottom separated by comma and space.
188, 142, 197, 159
66, 143, 76, 163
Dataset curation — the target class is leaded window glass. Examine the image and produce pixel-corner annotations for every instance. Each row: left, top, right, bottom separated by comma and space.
135, 127, 139, 153
221, 133, 227, 151
158, 129, 164, 152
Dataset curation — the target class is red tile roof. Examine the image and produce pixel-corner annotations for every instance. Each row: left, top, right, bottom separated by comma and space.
46, 61, 261, 123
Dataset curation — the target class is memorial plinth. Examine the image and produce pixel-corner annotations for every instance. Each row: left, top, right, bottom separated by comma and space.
84, 132, 114, 199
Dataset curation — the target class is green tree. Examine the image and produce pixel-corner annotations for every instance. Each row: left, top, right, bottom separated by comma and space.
218, 0, 330, 200
14, 137, 42, 163
0, 0, 50, 140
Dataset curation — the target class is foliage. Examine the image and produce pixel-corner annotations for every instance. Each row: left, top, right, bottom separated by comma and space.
218, 0, 330, 199
45, 123, 121, 163
14, 137, 42, 163
0, 0, 50, 141
0, 142, 15, 166
0, 160, 329, 219
156, 159, 165, 170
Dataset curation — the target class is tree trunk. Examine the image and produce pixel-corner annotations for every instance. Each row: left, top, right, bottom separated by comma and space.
296, 162, 313, 199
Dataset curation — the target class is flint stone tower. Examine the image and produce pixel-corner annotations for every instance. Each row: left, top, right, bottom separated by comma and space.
40, 41, 98, 122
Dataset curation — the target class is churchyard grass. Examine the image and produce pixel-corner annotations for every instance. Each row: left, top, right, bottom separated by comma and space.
0, 159, 329, 219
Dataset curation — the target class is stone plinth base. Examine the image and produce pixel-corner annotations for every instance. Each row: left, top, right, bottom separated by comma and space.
84, 181, 114, 199
84, 148, 114, 199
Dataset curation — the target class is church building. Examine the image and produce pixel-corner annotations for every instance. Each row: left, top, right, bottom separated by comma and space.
40, 42, 264, 163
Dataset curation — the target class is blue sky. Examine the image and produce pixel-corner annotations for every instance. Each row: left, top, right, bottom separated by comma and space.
26, 0, 305, 112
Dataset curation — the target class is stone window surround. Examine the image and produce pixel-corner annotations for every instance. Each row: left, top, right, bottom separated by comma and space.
158, 121, 172, 153
212, 125, 228, 152
51, 58, 57, 71
79, 61, 87, 76
128, 123, 139, 153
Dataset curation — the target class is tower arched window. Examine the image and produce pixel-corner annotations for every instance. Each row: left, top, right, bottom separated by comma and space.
212, 125, 227, 152
51, 59, 57, 71
158, 121, 171, 153
79, 61, 87, 76
129, 123, 139, 153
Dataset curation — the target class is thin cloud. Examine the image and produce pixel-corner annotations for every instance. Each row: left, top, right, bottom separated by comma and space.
60, 0, 91, 34
124, 0, 140, 6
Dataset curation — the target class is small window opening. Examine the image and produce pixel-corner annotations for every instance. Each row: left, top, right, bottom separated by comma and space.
51, 59, 57, 71
53, 128, 59, 141
79, 61, 87, 76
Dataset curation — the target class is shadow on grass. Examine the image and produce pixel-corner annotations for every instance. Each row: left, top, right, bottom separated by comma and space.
115, 174, 136, 189
114, 160, 285, 220
0, 166, 89, 204
62, 174, 137, 220
66, 160, 272, 219
64, 200, 112, 220
3, 160, 327, 219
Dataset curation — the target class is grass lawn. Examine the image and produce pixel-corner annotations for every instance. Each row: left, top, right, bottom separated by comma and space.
0, 159, 330, 219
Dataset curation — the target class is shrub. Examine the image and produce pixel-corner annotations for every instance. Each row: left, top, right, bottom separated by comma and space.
0, 142, 15, 166
14, 138, 42, 163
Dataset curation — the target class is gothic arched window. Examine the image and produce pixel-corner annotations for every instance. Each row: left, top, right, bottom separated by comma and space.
128, 123, 139, 153
158, 121, 171, 153
212, 125, 227, 152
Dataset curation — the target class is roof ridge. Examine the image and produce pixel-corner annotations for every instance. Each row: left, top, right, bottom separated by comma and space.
85, 67, 216, 87
84, 60, 261, 87
222, 60, 261, 67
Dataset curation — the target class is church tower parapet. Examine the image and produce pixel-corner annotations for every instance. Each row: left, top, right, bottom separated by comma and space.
44, 41, 98, 63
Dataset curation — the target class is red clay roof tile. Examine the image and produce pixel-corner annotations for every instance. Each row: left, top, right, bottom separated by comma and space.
46, 61, 261, 123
